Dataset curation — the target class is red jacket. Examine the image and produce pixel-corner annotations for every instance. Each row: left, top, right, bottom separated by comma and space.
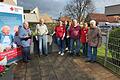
55, 25, 66, 38
80, 27, 88, 43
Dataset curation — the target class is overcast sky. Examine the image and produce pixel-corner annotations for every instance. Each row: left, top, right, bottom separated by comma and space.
18, 0, 120, 19
93, 0, 120, 13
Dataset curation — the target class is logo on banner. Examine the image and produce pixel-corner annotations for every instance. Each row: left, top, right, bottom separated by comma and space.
10, 6, 22, 12
10, 7, 14, 11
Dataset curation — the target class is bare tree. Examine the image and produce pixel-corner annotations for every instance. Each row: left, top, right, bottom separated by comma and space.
64, 0, 95, 22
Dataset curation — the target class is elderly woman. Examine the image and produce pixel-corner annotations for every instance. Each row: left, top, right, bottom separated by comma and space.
35, 19, 48, 56
19, 21, 32, 63
0, 26, 14, 52
86, 20, 102, 63
69, 19, 81, 56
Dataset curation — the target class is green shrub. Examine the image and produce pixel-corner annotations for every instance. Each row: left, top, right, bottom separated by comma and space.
46, 23, 57, 34
108, 28, 120, 65
29, 23, 57, 36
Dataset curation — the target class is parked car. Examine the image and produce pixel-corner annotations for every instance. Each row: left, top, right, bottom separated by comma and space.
98, 25, 112, 30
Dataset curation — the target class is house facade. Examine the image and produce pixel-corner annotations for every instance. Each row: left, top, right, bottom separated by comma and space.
87, 13, 119, 22
86, 13, 120, 26
105, 4, 120, 16
24, 7, 53, 23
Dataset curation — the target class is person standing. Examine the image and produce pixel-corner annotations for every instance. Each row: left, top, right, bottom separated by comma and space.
80, 22, 88, 57
35, 19, 48, 56
64, 21, 71, 52
54, 20, 66, 56
14, 26, 21, 47
86, 20, 102, 63
19, 21, 32, 63
33, 35, 39, 54
69, 19, 81, 56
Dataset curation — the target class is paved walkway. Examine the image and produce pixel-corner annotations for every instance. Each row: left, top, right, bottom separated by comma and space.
14, 53, 120, 80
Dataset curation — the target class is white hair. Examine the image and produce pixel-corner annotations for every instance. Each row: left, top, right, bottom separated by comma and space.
73, 19, 77, 23
1, 26, 10, 31
90, 20, 96, 25
23, 21, 29, 25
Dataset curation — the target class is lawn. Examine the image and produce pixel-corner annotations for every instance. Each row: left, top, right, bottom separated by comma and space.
97, 44, 120, 75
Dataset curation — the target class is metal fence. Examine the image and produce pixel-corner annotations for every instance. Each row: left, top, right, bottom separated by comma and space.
97, 28, 120, 76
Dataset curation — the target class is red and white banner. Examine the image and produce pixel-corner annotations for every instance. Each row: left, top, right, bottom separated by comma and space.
0, 47, 22, 64
0, 48, 22, 60
0, 3, 23, 64
0, 2, 24, 22
0, 2, 23, 14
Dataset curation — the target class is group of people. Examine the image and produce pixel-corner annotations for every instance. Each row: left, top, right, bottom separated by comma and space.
0, 18, 102, 63
35, 18, 102, 63
52, 19, 102, 63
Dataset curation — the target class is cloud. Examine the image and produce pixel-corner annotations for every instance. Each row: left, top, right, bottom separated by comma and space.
53, 0, 60, 2
18, 0, 67, 18
18, 0, 120, 18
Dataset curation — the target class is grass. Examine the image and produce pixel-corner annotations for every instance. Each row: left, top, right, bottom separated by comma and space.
98, 44, 112, 58
97, 44, 120, 75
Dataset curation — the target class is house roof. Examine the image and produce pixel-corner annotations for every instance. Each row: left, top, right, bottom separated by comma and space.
60, 16, 72, 22
40, 14, 53, 23
88, 13, 119, 23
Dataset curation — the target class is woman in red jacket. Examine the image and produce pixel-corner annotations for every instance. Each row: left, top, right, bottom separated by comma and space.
80, 22, 88, 57
55, 20, 66, 56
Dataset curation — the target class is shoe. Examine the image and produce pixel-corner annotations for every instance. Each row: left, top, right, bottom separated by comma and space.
91, 60, 96, 63
76, 53, 80, 56
65, 48, 68, 51
38, 53, 42, 57
58, 51, 61, 54
28, 58, 31, 61
69, 51, 73, 56
82, 56, 86, 58
23, 60, 29, 63
61, 52, 64, 56
39, 53, 43, 55
69, 53, 73, 56
66, 50, 70, 53
44, 54, 48, 56
85, 59, 91, 62
28, 57, 32, 60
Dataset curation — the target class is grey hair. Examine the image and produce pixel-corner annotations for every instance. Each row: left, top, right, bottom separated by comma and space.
90, 20, 96, 25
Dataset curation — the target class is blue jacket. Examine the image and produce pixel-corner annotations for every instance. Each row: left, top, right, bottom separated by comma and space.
0, 33, 14, 47
18, 26, 31, 47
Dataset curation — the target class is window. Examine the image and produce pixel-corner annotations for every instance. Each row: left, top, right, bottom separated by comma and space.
24, 15, 25, 19
33, 11, 35, 14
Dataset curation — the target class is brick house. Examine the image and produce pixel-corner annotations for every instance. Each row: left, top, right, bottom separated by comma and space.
86, 13, 120, 24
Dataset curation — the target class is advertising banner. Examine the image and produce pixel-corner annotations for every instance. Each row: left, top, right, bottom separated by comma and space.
0, 47, 22, 64
0, 2, 23, 35
0, 2, 23, 64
